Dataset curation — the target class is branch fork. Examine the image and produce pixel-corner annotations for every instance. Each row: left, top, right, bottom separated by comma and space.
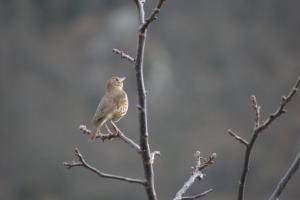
173, 151, 216, 200
63, 148, 146, 185
229, 76, 300, 200
139, 0, 166, 32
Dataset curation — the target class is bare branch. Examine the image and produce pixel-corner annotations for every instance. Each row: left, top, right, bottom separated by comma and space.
251, 95, 261, 128
269, 151, 300, 200
112, 48, 135, 63
140, 0, 167, 32
174, 171, 204, 200
132, 0, 166, 199
79, 125, 141, 153
173, 151, 216, 200
256, 76, 300, 134
228, 129, 249, 147
233, 76, 300, 200
63, 148, 146, 185
118, 131, 142, 153
181, 189, 213, 200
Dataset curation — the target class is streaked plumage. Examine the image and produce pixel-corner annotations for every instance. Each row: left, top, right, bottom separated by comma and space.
90, 76, 128, 140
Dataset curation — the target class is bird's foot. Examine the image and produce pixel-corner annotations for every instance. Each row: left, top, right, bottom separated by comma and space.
110, 122, 123, 136
105, 123, 117, 139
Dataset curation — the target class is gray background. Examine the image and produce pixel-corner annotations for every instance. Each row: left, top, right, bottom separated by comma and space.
0, 0, 300, 199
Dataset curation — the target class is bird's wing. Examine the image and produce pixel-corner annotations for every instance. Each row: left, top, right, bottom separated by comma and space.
92, 93, 116, 123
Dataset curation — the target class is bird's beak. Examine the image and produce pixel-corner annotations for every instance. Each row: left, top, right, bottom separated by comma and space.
120, 77, 126, 82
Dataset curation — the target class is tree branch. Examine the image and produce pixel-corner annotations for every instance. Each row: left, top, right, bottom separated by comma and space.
79, 125, 141, 154
173, 151, 216, 200
269, 151, 300, 200
251, 95, 261, 128
132, 0, 166, 199
231, 76, 300, 200
63, 148, 146, 185
181, 189, 213, 200
228, 129, 249, 147
112, 48, 135, 63
256, 75, 300, 134
140, 0, 166, 32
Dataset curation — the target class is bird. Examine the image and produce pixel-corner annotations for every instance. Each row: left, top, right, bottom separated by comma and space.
90, 75, 128, 141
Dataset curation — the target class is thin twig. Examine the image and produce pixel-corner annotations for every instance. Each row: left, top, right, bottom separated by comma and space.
63, 148, 146, 185
251, 95, 261, 128
181, 189, 213, 200
228, 129, 249, 147
132, 0, 166, 199
269, 151, 300, 200
256, 76, 300, 134
233, 76, 300, 200
79, 125, 141, 153
173, 151, 216, 200
112, 48, 135, 63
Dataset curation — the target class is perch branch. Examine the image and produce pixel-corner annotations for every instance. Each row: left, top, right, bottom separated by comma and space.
132, 0, 166, 199
173, 151, 216, 200
112, 48, 135, 63
63, 148, 146, 185
233, 76, 300, 200
79, 125, 141, 154
269, 151, 300, 200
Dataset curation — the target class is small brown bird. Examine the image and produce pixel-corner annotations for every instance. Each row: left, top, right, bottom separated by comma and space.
90, 76, 128, 140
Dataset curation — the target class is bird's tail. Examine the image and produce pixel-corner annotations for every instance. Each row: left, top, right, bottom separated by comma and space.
90, 117, 107, 141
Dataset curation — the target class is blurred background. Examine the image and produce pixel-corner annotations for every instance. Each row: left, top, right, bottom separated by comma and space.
1, 0, 300, 199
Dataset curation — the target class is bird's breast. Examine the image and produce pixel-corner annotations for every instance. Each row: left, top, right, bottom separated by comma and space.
111, 90, 128, 122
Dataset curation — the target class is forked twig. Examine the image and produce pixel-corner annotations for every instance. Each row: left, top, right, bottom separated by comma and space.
173, 151, 216, 200
63, 148, 146, 185
79, 125, 141, 154
229, 76, 300, 200
140, 0, 166, 32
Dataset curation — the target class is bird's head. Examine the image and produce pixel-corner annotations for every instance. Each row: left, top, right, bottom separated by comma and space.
106, 75, 126, 91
